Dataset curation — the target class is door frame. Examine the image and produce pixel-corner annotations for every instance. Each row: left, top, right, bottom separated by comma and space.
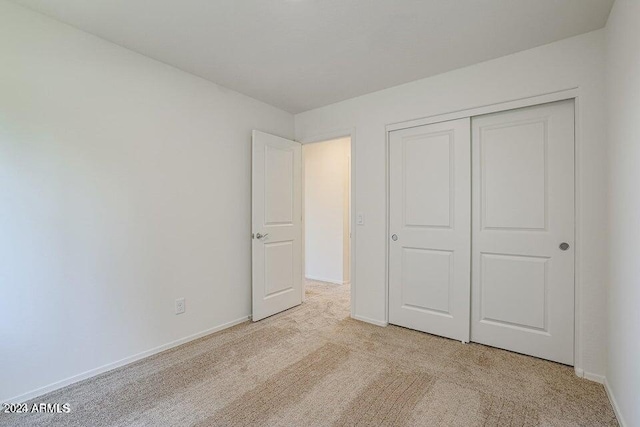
298, 128, 357, 318
384, 88, 584, 372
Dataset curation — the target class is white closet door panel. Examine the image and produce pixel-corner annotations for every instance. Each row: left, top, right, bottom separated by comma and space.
389, 118, 471, 342
471, 100, 575, 365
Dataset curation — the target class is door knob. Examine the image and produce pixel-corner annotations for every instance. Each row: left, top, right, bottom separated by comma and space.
391, 234, 398, 241
559, 242, 570, 251
255, 233, 269, 240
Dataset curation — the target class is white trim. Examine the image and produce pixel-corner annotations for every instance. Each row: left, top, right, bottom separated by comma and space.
385, 88, 579, 132
298, 128, 357, 319
384, 121, 391, 324
572, 92, 583, 375
584, 372, 606, 384
301, 144, 307, 304
574, 367, 605, 384
604, 377, 627, 427
4, 315, 250, 404
577, 371, 627, 426
305, 275, 348, 285
352, 314, 388, 327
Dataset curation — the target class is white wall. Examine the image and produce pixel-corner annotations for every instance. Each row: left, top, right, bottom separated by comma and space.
295, 30, 608, 378
0, 0, 293, 402
303, 138, 350, 284
605, 1, 640, 425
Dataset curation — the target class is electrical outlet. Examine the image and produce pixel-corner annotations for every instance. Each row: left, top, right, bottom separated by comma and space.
175, 298, 185, 315
356, 213, 365, 225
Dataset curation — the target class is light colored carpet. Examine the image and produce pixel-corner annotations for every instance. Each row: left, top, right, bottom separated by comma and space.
1, 281, 617, 426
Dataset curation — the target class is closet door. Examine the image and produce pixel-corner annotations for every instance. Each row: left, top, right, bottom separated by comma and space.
389, 118, 471, 342
471, 100, 575, 365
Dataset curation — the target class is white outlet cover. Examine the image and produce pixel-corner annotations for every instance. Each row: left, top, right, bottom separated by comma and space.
175, 298, 185, 315
356, 213, 365, 225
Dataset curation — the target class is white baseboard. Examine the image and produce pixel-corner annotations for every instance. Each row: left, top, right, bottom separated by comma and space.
575, 369, 626, 426
352, 314, 388, 327
604, 377, 627, 427
584, 372, 606, 384
574, 367, 584, 378
4, 315, 250, 404
305, 275, 347, 285
574, 367, 606, 384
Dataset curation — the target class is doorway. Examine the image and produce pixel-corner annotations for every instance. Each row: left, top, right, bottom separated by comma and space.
251, 131, 353, 322
302, 137, 352, 302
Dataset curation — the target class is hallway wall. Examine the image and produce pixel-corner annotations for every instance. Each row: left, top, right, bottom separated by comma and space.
303, 138, 350, 284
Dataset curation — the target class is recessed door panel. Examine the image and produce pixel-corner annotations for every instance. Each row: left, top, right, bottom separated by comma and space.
471, 100, 575, 365
389, 118, 470, 342
401, 248, 453, 315
479, 253, 548, 331
403, 132, 452, 228
264, 146, 294, 225
481, 120, 547, 230
264, 241, 294, 298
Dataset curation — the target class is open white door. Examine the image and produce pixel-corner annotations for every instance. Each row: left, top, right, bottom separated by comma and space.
252, 130, 302, 321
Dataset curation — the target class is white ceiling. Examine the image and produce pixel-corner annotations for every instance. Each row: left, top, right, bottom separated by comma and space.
13, 0, 614, 113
